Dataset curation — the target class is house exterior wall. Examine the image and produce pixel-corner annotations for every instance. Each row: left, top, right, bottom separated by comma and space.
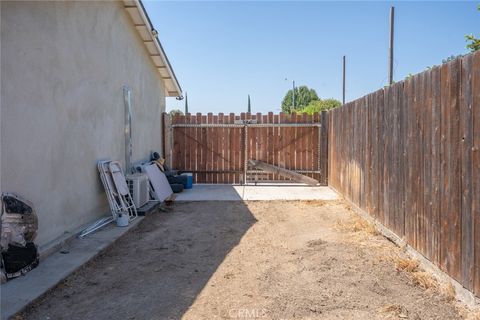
1, 1, 166, 246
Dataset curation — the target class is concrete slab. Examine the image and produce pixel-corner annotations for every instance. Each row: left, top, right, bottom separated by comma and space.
0, 217, 143, 320
175, 185, 242, 201
175, 184, 339, 201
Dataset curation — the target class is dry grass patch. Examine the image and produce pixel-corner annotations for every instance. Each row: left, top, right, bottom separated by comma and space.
440, 283, 456, 302
335, 215, 379, 236
394, 257, 440, 290
377, 304, 409, 318
412, 271, 438, 290
395, 258, 419, 273
298, 200, 330, 207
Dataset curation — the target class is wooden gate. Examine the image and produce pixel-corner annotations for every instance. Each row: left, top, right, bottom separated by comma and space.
163, 112, 329, 185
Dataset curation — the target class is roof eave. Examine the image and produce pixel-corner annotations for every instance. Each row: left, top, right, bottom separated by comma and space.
123, 0, 182, 97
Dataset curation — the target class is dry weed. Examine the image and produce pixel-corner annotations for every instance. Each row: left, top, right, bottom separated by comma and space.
299, 200, 328, 207
395, 258, 419, 273
378, 304, 409, 318
440, 282, 456, 301
412, 271, 438, 290
335, 215, 379, 235
395, 257, 439, 289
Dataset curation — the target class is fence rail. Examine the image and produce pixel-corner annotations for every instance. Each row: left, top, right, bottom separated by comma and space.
329, 50, 480, 297
163, 112, 329, 185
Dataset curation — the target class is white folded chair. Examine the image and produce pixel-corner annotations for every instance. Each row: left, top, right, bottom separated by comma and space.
98, 160, 137, 221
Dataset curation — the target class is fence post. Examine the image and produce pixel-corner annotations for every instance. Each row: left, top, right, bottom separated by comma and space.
162, 113, 173, 169
320, 110, 329, 185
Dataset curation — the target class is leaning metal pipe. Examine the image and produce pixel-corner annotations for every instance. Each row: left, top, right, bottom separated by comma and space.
79, 216, 114, 238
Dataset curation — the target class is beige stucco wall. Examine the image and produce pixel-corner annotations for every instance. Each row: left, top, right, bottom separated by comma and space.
1, 1, 166, 246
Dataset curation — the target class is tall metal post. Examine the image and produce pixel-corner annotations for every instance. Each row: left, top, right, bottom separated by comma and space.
243, 124, 248, 185
388, 6, 395, 85
123, 85, 133, 175
342, 55, 346, 104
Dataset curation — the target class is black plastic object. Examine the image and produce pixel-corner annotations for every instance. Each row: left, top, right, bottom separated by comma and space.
2, 242, 39, 276
3, 195, 33, 214
170, 183, 184, 193
167, 175, 188, 185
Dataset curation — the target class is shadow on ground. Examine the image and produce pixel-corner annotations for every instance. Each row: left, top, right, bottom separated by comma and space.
22, 202, 257, 320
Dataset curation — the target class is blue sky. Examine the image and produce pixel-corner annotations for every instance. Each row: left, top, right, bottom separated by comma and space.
143, 1, 479, 114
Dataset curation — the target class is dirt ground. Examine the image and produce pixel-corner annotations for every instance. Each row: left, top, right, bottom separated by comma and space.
21, 200, 477, 320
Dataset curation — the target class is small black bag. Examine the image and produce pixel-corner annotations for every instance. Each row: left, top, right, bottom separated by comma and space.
2, 242, 39, 278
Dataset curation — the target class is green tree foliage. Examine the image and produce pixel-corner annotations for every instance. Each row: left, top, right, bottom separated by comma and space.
466, 34, 480, 52
442, 54, 463, 64
465, 4, 480, 52
294, 99, 341, 115
169, 109, 184, 116
281, 86, 319, 113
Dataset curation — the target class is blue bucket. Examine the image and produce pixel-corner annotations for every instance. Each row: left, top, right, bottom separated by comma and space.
181, 173, 193, 189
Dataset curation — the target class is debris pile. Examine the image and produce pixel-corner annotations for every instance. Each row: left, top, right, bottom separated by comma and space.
1, 193, 39, 281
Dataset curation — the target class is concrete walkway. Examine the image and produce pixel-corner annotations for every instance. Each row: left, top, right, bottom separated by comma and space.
175, 184, 339, 201
0, 217, 143, 320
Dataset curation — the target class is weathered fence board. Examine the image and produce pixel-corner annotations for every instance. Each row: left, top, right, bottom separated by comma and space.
461, 54, 474, 290
329, 51, 480, 298
472, 50, 480, 297
431, 65, 442, 267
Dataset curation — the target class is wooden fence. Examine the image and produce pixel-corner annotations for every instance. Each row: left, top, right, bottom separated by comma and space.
329, 51, 480, 297
163, 112, 329, 184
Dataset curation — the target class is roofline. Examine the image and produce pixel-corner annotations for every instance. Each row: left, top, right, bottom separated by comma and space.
137, 0, 182, 95
124, 0, 182, 97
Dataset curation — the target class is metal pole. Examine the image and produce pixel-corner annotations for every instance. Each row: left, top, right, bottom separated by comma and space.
342, 55, 346, 104
292, 80, 295, 110
388, 6, 395, 85
243, 125, 248, 185
123, 85, 133, 175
